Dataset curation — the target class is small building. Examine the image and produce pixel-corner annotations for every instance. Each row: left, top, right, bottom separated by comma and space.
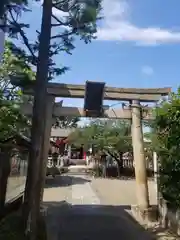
50, 127, 84, 159
0, 133, 30, 211
0, 133, 67, 209
51, 128, 75, 138
50, 127, 73, 154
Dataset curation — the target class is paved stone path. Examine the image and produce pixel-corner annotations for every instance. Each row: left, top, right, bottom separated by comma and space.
43, 173, 154, 240
70, 176, 100, 205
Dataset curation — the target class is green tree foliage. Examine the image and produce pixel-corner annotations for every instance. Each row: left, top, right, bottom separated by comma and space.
1, 0, 102, 139
0, 41, 35, 98
53, 116, 80, 128
69, 119, 132, 153
0, 41, 34, 140
2, 0, 102, 81
0, 99, 28, 141
69, 119, 132, 176
0, 0, 28, 19
149, 90, 180, 208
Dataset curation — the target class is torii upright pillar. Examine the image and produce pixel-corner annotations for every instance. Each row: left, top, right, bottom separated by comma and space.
131, 100, 149, 210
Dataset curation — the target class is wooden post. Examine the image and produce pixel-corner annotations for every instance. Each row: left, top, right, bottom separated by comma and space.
68, 145, 71, 158
131, 100, 149, 209
153, 152, 158, 205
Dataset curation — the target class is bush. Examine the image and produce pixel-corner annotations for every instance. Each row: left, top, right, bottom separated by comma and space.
46, 166, 60, 176
152, 90, 180, 208
59, 166, 69, 174
91, 165, 118, 178
0, 210, 47, 240
91, 165, 103, 177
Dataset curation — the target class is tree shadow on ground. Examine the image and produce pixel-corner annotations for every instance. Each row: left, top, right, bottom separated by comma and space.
45, 175, 91, 189
43, 201, 155, 240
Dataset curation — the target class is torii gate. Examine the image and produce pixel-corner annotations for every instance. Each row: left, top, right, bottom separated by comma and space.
21, 82, 170, 217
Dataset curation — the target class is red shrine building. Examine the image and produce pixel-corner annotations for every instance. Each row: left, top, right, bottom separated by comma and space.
50, 128, 84, 159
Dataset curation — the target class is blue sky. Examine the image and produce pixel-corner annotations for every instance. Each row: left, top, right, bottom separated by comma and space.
5, 0, 180, 112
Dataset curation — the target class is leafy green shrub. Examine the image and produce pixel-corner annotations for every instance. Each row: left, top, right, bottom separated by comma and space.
0, 212, 24, 239
152, 90, 180, 208
0, 210, 47, 240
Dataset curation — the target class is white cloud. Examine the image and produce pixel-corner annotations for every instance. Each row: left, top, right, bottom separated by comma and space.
97, 0, 180, 45
141, 66, 154, 76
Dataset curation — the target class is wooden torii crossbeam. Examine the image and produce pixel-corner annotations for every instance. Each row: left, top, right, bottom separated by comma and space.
20, 102, 154, 120
23, 83, 171, 102
22, 83, 171, 120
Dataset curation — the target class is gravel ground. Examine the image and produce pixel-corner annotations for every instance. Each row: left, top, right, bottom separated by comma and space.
90, 177, 157, 206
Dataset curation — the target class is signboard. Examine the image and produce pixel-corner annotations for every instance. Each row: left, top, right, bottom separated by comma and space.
84, 81, 105, 117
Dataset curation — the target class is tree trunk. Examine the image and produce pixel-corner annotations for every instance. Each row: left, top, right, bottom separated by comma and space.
116, 161, 121, 178
106, 150, 121, 178
119, 152, 124, 171
39, 96, 54, 203
22, 0, 52, 239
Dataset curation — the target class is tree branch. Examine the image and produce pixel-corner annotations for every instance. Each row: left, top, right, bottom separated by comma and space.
7, 7, 37, 62
51, 23, 62, 27
51, 30, 75, 39
52, 0, 77, 12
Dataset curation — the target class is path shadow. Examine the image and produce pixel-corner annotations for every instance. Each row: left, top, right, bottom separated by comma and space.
45, 175, 91, 189
43, 201, 155, 240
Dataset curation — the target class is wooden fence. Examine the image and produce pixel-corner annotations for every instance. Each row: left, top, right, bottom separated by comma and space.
122, 157, 153, 170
